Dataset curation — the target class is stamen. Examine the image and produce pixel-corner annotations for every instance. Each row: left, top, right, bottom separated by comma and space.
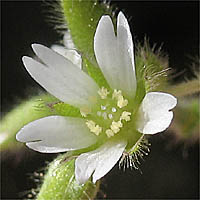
120, 111, 132, 121
105, 129, 114, 138
110, 121, 123, 133
86, 120, 102, 135
117, 96, 128, 108
112, 89, 122, 100
91, 125, 102, 136
86, 120, 96, 129
98, 87, 109, 99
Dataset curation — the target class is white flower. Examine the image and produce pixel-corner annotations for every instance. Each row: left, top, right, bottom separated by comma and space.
16, 12, 177, 184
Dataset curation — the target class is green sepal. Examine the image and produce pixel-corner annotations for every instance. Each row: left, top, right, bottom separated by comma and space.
135, 39, 168, 93
53, 102, 81, 117
134, 79, 146, 106
0, 94, 57, 151
83, 58, 110, 89
0, 93, 83, 151
37, 154, 100, 200
61, 0, 113, 61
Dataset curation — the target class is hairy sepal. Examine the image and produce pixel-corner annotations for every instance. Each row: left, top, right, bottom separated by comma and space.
53, 102, 81, 117
61, 0, 113, 62
0, 94, 57, 151
135, 39, 168, 93
83, 58, 110, 89
37, 154, 100, 200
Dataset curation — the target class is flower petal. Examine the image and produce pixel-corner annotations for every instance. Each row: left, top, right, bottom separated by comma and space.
23, 44, 99, 108
137, 92, 177, 134
75, 139, 127, 184
94, 12, 136, 98
16, 116, 97, 153
51, 45, 82, 69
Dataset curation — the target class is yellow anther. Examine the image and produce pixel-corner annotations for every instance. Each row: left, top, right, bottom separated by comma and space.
110, 121, 123, 133
91, 125, 102, 136
117, 95, 128, 108
80, 107, 91, 117
86, 120, 102, 136
105, 129, 114, 138
112, 89, 122, 100
120, 111, 131, 121
98, 87, 109, 99
86, 120, 96, 129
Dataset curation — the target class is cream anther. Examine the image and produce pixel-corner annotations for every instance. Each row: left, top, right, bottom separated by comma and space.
120, 111, 131, 121
86, 120, 95, 129
112, 89, 122, 100
110, 121, 123, 133
91, 125, 102, 136
98, 87, 109, 99
105, 129, 114, 138
117, 95, 128, 108
86, 120, 102, 135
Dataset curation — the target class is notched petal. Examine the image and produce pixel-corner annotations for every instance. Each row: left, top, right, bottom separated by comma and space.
94, 12, 136, 98
22, 44, 99, 108
137, 92, 177, 134
51, 45, 82, 69
75, 139, 127, 184
16, 116, 97, 153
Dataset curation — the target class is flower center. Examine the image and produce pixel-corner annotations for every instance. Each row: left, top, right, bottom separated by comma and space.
81, 87, 132, 138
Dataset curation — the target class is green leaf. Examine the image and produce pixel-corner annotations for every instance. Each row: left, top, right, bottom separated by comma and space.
37, 155, 100, 200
